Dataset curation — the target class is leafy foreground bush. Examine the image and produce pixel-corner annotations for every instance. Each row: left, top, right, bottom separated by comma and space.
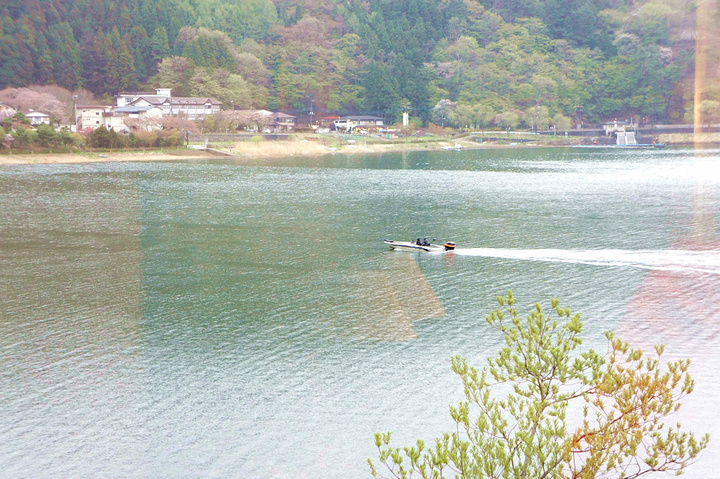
370, 292, 709, 479
86, 126, 184, 149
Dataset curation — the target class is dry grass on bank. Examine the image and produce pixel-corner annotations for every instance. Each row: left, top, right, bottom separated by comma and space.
658, 132, 720, 145
6, 131, 720, 166
0, 149, 218, 165
229, 140, 335, 157
226, 137, 483, 158
228, 139, 426, 157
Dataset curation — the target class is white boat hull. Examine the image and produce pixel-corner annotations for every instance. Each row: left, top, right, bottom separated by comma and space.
384, 240, 455, 253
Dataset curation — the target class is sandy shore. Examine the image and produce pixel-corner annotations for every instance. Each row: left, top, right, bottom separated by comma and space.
0, 142, 459, 165
224, 138, 502, 157
0, 138, 553, 165
0, 149, 223, 165
2, 132, 717, 166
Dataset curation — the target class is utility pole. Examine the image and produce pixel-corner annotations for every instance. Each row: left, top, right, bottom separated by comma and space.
575, 105, 584, 130
72, 95, 78, 131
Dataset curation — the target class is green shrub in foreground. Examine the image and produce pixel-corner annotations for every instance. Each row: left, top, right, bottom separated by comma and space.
370, 292, 709, 479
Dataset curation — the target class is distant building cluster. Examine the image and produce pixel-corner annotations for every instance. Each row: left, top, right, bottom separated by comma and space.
75, 88, 222, 132
7, 87, 387, 135
73, 88, 311, 134
230, 109, 297, 132
230, 111, 385, 134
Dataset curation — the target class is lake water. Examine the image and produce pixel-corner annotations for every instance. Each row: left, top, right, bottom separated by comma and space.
1, 147, 719, 478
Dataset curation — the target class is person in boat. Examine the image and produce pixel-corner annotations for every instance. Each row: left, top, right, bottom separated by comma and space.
416, 238, 422, 245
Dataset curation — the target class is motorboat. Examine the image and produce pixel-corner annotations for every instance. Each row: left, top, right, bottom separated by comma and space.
384, 239, 456, 253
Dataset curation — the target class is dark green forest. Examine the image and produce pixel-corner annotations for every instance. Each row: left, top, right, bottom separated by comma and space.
0, 0, 700, 126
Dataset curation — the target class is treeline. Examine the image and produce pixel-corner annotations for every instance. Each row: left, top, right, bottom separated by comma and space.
0, 0, 699, 125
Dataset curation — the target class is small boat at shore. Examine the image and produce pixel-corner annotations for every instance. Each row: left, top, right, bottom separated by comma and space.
441, 143, 463, 150
384, 239, 456, 253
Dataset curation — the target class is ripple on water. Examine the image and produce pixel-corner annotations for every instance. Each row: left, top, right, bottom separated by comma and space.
1, 151, 719, 478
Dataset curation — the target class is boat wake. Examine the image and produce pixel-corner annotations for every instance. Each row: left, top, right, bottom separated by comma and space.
453, 248, 720, 275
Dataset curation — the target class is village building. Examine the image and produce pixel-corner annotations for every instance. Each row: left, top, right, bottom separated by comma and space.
76, 87, 221, 132
76, 104, 163, 132
602, 119, 641, 146
76, 105, 110, 130
318, 115, 339, 133
603, 119, 636, 136
115, 88, 173, 107
103, 105, 164, 132
233, 109, 273, 131
129, 96, 221, 121
333, 115, 384, 133
117, 88, 221, 121
24, 111, 51, 125
270, 112, 296, 131
232, 110, 296, 132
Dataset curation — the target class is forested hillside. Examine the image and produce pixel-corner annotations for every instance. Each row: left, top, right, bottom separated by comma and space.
0, 0, 698, 126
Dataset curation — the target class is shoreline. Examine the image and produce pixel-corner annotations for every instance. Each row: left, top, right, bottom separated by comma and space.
0, 141, 551, 166
2, 133, 719, 166
0, 149, 222, 165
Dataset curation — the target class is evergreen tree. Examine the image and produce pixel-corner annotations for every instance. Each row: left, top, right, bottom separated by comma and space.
129, 25, 152, 80
542, 0, 615, 53
359, 61, 401, 122
13, 30, 36, 86
390, 56, 432, 123
80, 29, 108, 94
118, 33, 138, 90
150, 26, 170, 65
48, 22, 81, 89
32, 31, 53, 84
104, 27, 122, 93
370, 292, 710, 479
181, 30, 237, 71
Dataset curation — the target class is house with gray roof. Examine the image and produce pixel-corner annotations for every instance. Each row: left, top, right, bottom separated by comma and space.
24, 111, 51, 126
270, 112, 296, 131
127, 89, 221, 121
103, 105, 164, 132
333, 115, 384, 132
